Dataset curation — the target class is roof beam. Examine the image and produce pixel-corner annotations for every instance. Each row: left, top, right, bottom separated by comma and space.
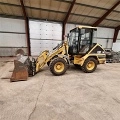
0, 1, 120, 13
62, 0, 76, 40
20, 0, 27, 19
92, 1, 120, 27
20, 0, 31, 56
0, 13, 23, 19
113, 25, 120, 43
55, 0, 120, 13
0, 2, 120, 23
25, 6, 120, 23
116, 25, 120, 30
63, 0, 76, 24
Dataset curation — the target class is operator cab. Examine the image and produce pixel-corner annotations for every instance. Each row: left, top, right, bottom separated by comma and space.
68, 26, 97, 55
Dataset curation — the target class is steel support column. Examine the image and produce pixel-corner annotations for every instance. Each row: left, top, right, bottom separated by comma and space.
113, 25, 120, 43
92, 1, 120, 27
62, 23, 66, 40
20, 0, 31, 56
62, 0, 76, 40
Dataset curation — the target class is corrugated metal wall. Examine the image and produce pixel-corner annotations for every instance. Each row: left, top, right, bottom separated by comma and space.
96, 27, 114, 49
0, 17, 27, 56
65, 23, 114, 49
29, 20, 62, 56
112, 31, 120, 52
0, 17, 119, 56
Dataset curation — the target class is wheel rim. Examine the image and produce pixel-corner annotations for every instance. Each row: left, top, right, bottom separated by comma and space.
54, 62, 64, 73
86, 61, 95, 70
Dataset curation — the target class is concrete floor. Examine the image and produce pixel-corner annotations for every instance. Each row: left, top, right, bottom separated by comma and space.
0, 57, 120, 120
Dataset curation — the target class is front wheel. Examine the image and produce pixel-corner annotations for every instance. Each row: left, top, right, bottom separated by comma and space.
49, 57, 68, 76
47, 61, 50, 66
82, 57, 97, 73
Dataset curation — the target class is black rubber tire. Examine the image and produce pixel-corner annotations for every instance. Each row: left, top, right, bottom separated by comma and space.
81, 57, 97, 73
74, 64, 81, 69
49, 57, 68, 76
47, 61, 50, 66
47, 55, 58, 66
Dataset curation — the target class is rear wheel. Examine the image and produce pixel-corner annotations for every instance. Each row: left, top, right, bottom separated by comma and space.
82, 57, 97, 73
50, 57, 68, 76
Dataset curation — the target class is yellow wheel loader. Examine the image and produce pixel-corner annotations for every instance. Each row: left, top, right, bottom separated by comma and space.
10, 26, 106, 82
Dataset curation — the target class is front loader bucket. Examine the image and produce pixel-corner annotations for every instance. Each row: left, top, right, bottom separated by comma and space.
10, 60, 28, 82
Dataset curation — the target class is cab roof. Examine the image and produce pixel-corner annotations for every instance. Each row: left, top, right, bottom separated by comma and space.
77, 25, 97, 30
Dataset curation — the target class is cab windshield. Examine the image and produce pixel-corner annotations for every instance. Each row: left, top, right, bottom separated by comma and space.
68, 28, 79, 53
68, 27, 97, 54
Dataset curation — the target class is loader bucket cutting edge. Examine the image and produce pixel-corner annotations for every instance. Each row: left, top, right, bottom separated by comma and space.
10, 60, 28, 82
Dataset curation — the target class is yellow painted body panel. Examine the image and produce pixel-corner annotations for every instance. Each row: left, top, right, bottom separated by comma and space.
74, 43, 106, 66
36, 42, 68, 72
36, 42, 106, 72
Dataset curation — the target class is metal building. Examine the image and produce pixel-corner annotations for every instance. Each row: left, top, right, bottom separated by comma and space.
0, 1, 120, 120
0, 0, 120, 56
